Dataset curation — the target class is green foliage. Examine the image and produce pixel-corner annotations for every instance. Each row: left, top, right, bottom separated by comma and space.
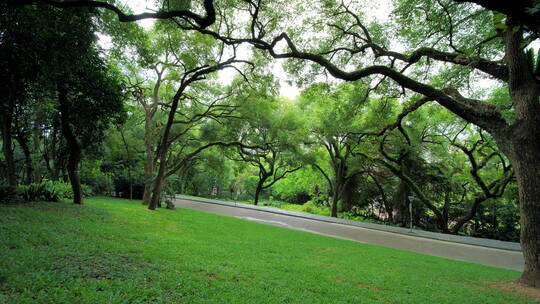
81, 166, 114, 195
16, 180, 94, 203
18, 182, 61, 202
271, 167, 326, 203
280, 200, 330, 216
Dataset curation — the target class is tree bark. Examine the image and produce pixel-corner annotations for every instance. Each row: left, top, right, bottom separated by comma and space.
119, 128, 132, 200
141, 110, 155, 205
15, 133, 33, 185
58, 82, 83, 205
140, 69, 162, 205
149, 169, 164, 210
500, 18, 540, 287
142, 156, 154, 204
1, 110, 17, 187
370, 173, 393, 221
32, 123, 41, 182
330, 191, 339, 217
253, 176, 267, 206
51, 118, 65, 181
510, 104, 540, 287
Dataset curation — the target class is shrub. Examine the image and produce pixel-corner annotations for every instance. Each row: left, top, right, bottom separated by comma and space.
49, 180, 93, 199
50, 181, 73, 199
16, 180, 94, 203
18, 181, 61, 202
281, 201, 329, 216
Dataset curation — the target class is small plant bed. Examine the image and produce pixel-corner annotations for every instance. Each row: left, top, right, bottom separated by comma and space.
0, 197, 533, 303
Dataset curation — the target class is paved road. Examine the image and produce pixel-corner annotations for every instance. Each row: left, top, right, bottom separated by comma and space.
174, 198, 524, 271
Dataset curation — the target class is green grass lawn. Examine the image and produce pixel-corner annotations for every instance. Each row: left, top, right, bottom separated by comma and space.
0, 197, 533, 303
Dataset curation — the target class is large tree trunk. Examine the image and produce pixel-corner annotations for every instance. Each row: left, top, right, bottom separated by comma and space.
331, 160, 346, 218
502, 19, 540, 287
140, 68, 163, 205
253, 177, 266, 206
148, 159, 165, 210
1, 111, 17, 187
330, 182, 341, 217
142, 162, 153, 204
510, 100, 540, 286
58, 82, 83, 205
514, 152, 540, 287
330, 192, 339, 217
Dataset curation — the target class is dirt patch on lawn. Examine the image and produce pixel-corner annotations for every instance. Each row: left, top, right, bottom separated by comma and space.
331, 277, 384, 292
486, 281, 540, 302
311, 247, 337, 253
196, 269, 218, 279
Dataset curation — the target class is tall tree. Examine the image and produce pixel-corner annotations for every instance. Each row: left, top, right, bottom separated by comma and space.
2, 4, 125, 203
299, 83, 391, 217
225, 97, 303, 205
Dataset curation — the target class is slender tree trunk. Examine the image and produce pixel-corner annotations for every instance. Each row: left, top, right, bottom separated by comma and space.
51, 118, 64, 181
1, 111, 17, 187
66, 147, 83, 204
148, 101, 177, 210
119, 128, 132, 200
443, 192, 450, 227
15, 134, 33, 185
370, 173, 392, 221
142, 112, 155, 205
32, 124, 41, 182
58, 82, 83, 205
140, 68, 163, 206
42, 134, 53, 178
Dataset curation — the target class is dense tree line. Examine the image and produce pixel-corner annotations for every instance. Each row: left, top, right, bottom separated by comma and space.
2, 0, 539, 287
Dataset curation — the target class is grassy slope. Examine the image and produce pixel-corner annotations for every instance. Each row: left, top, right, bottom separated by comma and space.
0, 197, 533, 304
